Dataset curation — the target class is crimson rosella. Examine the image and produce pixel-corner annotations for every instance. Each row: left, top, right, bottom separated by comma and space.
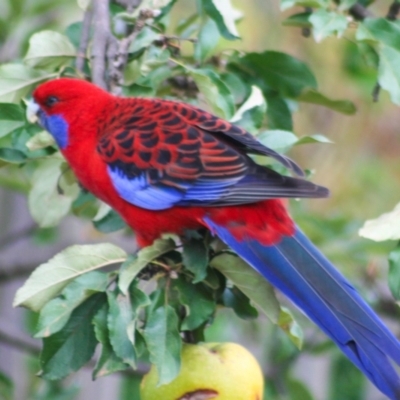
29, 78, 400, 399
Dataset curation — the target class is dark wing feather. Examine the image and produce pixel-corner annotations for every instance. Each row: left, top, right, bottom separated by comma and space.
96, 98, 328, 210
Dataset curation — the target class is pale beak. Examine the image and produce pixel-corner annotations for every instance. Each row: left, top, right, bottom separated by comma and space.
26, 99, 40, 124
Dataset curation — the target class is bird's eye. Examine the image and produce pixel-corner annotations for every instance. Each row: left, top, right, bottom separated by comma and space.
45, 96, 59, 107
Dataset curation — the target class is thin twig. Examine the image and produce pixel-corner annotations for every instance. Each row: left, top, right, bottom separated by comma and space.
76, 7, 93, 75
92, 0, 112, 89
387, 0, 400, 20
109, 9, 155, 94
349, 3, 373, 21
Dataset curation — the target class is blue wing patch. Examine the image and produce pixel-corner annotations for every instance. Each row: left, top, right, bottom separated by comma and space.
107, 165, 241, 210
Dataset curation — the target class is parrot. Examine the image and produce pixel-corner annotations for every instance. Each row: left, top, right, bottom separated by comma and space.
28, 77, 400, 399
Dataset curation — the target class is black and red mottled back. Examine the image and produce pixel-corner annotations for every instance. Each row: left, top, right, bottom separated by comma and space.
96, 97, 328, 210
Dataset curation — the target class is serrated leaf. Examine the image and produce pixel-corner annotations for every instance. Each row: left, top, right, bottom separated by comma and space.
93, 303, 129, 379
0, 103, 25, 138
13, 243, 127, 311
239, 51, 317, 98
359, 202, 400, 241
26, 130, 55, 150
107, 290, 137, 368
187, 68, 234, 118
202, 0, 241, 40
182, 237, 209, 283
309, 10, 348, 42
298, 88, 356, 114
278, 306, 303, 349
35, 271, 109, 338
210, 252, 280, 323
389, 246, 400, 301
0, 64, 57, 103
130, 27, 161, 53
24, 30, 76, 70
28, 158, 80, 227
143, 305, 181, 385
40, 293, 106, 380
172, 276, 215, 330
119, 238, 176, 294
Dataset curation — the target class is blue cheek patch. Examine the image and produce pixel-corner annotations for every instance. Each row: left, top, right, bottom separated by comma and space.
39, 113, 69, 149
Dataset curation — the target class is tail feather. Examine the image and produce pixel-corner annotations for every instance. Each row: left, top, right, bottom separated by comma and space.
205, 218, 400, 399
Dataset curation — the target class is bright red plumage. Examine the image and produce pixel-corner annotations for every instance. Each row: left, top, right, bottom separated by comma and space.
32, 78, 400, 398
32, 78, 307, 246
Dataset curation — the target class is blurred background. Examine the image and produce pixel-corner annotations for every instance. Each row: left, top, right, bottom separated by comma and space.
1, 0, 400, 399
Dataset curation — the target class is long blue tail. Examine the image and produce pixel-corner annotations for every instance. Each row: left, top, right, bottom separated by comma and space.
205, 218, 400, 399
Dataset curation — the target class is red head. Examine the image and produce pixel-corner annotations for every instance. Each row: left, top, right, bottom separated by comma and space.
30, 78, 113, 149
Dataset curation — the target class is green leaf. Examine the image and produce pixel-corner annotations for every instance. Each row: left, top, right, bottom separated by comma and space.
130, 27, 161, 53
222, 286, 258, 320
119, 238, 176, 294
24, 30, 76, 70
194, 18, 220, 62
298, 88, 356, 114
172, 276, 215, 330
143, 305, 182, 385
389, 246, 400, 301
107, 290, 137, 368
93, 303, 129, 379
309, 10, 348, 42
357, 18, 400, 50
328, 353, 366, 400
278, 306, 303, 349
378, 45, 400, 105
28, 158, 80, 227
0, 103, 25, 138
0, 64, 57, 103
257, 130, 298, 152
265, 95, 293, 130
240, 51, 317, 97
35, 271, 109, 338
210, 252, 280, 323
13, 243, 127, 311
93, 209, 127, 233
202, 0, 241, 40
26, 130, 55, 151
282, 12, 312, 28
281, 0, 328, 11
187, 68, 235, 118
0, 148, 27, 163
40, 293, 106, 380
359, 202, 400, 241
182, 237, 209, 283
231, 86, 267, 133
0, 371, 13, 400
287, 378, 315, 400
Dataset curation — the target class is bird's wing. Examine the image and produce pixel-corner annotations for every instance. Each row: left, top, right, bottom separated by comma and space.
96, 100, 328, 210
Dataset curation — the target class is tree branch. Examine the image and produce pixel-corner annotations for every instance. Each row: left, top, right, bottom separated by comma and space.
92, 0, 112, 89
76, 7, 93, 75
